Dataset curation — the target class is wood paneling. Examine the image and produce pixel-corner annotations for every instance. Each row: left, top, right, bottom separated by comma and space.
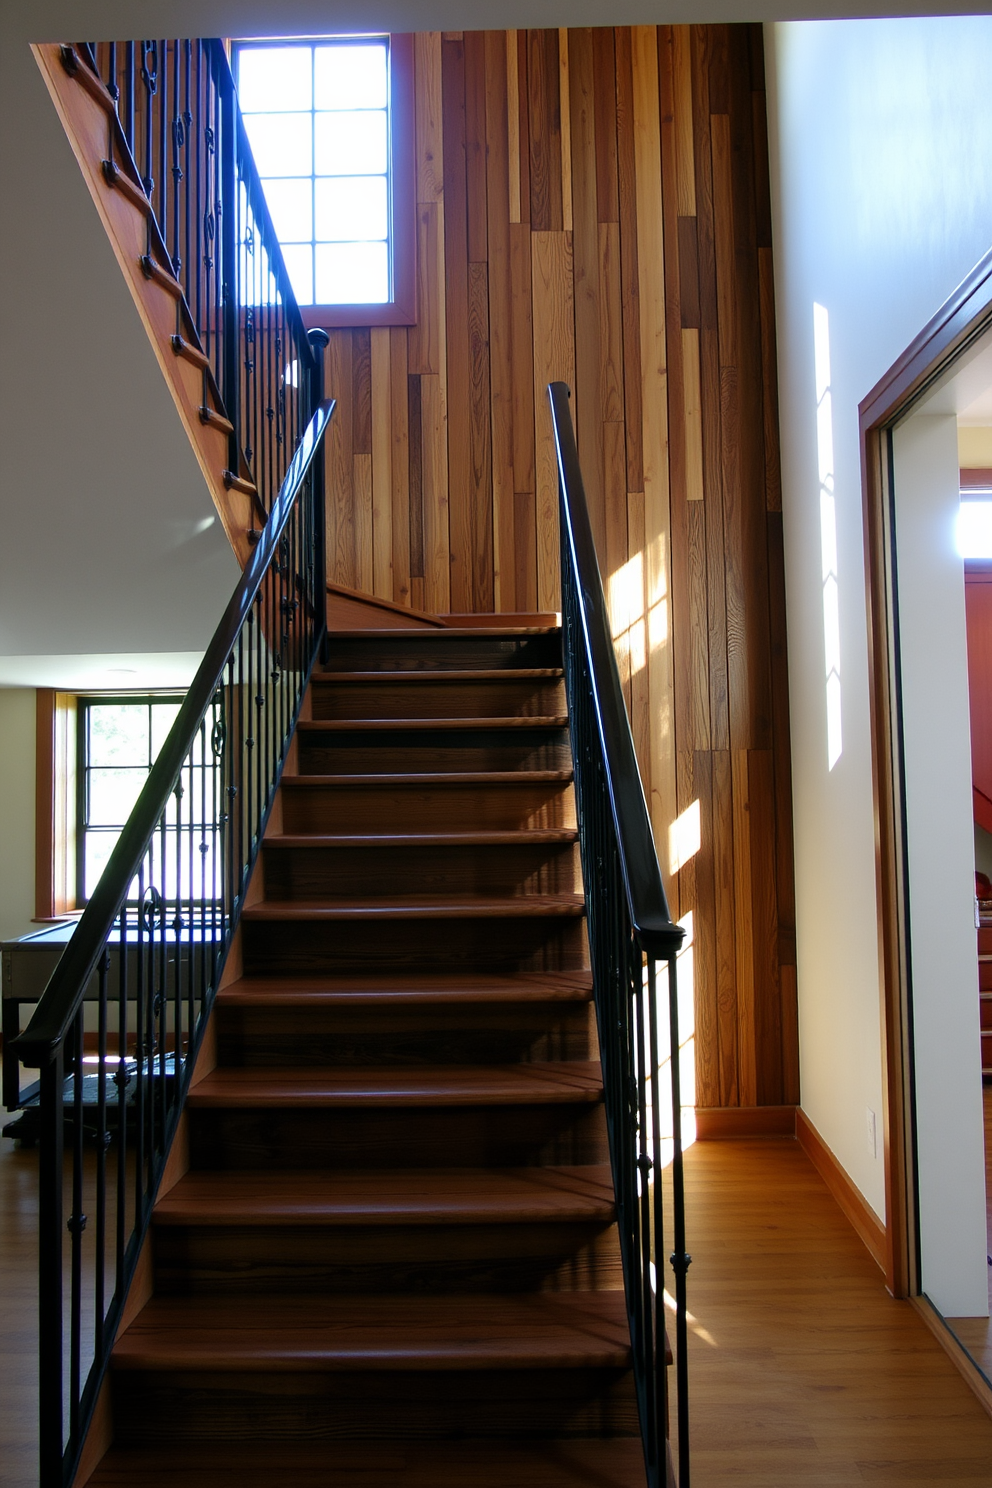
317, 24, 795, 1109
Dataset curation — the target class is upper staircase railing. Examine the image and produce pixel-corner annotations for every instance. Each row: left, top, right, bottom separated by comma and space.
59, 39, 317, 527
13, 396, 335, 1488
549, 383, 691, 1488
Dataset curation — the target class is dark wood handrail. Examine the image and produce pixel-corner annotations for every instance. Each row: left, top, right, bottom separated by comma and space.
13, 399, 335, 1068
548, 381, 683, 959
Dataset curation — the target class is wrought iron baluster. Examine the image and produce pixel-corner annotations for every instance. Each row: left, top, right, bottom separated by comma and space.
116, 906, 129, 1297
68, 1009, 85, 1452
134, 861, 146, 1233
95, 950, 109, 1364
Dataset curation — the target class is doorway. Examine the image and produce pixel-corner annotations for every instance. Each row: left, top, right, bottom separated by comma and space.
862, 262, 992, 1390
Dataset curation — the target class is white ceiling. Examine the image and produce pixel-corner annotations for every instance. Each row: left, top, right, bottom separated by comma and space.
11, 0, 992, 47
0, 653, 208, 691
958, 385, 992, 426
912, 323, 992, 425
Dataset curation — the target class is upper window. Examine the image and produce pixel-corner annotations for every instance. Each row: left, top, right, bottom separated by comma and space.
234, 35, 415, 329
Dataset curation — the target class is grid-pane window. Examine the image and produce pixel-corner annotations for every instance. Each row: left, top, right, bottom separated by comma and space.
237, 39, 392, 307
78, 697, 222, 905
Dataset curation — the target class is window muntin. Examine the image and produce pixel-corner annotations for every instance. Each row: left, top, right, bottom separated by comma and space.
236, 38, 392, 308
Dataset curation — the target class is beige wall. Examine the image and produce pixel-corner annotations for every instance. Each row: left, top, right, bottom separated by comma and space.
0, 691, 36, 943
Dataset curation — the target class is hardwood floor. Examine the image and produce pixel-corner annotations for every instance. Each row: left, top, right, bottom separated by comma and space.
944, 1085, 992, 1384
680, 1137, 992, 1486
5, 1127, 992, 1484
0, 1132, 40, 1488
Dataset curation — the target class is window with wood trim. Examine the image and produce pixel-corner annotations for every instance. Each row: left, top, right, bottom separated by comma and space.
36, 691, 223, 916
76, 696, 184, 904
233, 34, 415, 328
35, 690, 77, 920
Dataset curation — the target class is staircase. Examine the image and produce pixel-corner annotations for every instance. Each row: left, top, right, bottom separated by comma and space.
87, 620, 648, 1486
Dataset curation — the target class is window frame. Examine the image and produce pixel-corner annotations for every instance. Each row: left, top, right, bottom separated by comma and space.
75, 693, 189, 908
233, 32, 416, 330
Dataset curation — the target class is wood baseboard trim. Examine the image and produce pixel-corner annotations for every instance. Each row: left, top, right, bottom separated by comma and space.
910, 1294, 992, 1421
694, 1105, 797, 1139
796, 1108, 886, 1272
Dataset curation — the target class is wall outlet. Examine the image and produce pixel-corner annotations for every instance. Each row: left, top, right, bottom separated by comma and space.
866, 1107, 877, 1159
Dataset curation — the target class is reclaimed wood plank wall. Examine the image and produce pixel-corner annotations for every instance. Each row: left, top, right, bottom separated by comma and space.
318, 22, 798, 1110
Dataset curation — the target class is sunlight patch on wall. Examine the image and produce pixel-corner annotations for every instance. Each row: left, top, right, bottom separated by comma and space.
608, 551, 647, 680
669, 799, 701, 877
814, 302, 843, 770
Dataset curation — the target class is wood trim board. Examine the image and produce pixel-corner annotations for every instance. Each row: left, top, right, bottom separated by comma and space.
858, 246, 992, 1298
694, 1104, 796, 1139
796, 1109, 886, 1274
910, 1294, 992, 1422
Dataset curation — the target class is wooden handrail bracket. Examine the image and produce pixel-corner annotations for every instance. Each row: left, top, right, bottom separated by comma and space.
170, 335, 210, 373
223, 470, 259, 499
199, 406, 234, 437
141, 254, 183, 299
59, 44, 117, 116
101, 157, 151, 217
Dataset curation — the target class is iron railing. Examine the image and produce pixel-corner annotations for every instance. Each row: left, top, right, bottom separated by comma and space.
59, 39, 316, 524
13, 397, 335, 1488
549, 383, 691, 1488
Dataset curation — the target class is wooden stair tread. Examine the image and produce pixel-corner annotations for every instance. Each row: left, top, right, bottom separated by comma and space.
85, 1438, 646, 1487
216, 971, 593, 1006
242, 895, 585, 920
297, 716, 569, 732
315, 669, 564, 682
263, 830, 578, 849
281, 770, 574, 785
325, 627, 558, 638
112, 1292, 629, 1372
186, 1062, 604, 1108
152, 1165, 615, 1226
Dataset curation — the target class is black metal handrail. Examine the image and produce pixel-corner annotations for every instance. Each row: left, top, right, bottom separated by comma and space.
14, 395, 335, 1488
63, 39, 317, 523
548, 382, 690, 1488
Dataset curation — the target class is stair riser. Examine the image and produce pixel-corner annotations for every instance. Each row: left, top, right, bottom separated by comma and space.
241, 918, 588, 976
110, 1366, 637, 1443
310, 679, 565, 721
215, 1003, 598, 1067
298, 731, 572, 775
261, 844, 581, 901
151, 1221, 622, 1295
281, 782, 576, 833
324, 635, 562, 672
187, 1102, 608, 1171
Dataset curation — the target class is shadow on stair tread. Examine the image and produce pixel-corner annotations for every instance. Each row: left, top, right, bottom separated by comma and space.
86, 1438, 648, 1486
186, 1062, 604, 1107
151, 1164, 616, 1226
111, 1291, 632, 1371
214, 970, 594, 1006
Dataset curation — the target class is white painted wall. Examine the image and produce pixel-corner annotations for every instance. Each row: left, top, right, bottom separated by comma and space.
0, 31, 239, 683
0, 692, 37, 943
766, 15, 992, 1223
891, 414, 987, 1317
